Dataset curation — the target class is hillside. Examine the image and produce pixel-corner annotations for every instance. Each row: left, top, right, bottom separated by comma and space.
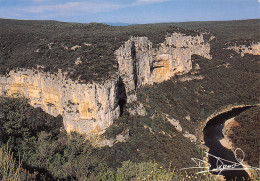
0, 19, 258, 82
0, 18, 259, 180
0, 18, 199, 83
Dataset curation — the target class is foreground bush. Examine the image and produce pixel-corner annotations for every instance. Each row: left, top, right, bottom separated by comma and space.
0, 145, 36, 181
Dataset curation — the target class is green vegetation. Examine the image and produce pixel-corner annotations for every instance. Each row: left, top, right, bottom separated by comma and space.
230, 107, 260, 167
0, 19, 259, 180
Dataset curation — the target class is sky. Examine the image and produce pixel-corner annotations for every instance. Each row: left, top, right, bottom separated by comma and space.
0, 0, 259, 24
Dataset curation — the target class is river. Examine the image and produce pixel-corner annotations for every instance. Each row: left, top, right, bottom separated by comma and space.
203, 106, 253, 181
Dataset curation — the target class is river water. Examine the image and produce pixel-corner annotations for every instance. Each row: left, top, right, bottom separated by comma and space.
203, 107, 253, 181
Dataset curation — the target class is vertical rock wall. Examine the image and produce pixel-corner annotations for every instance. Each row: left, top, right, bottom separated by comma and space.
0, 70, 120, 134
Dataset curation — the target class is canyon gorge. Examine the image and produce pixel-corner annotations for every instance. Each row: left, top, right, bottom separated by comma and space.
0, 32, 213, 135
0, 19, 259, 180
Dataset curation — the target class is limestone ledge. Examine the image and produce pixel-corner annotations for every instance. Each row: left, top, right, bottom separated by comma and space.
165, 113, 197, 143
0, 69, 120, 134
227, 42, 260, 56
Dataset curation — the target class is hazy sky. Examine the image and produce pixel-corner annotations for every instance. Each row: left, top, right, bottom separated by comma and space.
0, 0, 259, 24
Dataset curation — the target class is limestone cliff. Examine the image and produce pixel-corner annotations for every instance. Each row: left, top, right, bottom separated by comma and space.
116, 32, 212, 99
0, 69, 120, 134
0, 32, 212, 134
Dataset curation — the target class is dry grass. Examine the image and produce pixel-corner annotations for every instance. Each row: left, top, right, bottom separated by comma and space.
0, 145, 22, 181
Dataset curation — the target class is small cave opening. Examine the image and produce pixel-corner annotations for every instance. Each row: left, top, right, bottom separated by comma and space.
117, 77, 127, 116
150, 59, 164, 73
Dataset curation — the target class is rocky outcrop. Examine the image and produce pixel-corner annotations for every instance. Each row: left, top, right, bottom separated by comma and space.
165, 115, 183, 132
94, 129, 130, 147
227, 42, 260, 56
0, 69, 121, 134
116, 32, 212, 100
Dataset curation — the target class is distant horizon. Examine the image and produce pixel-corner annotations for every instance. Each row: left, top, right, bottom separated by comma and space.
1, 17, 259, 26
0, 0, 259, 24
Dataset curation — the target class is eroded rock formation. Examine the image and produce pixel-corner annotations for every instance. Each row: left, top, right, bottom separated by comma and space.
0, 32, 213, 134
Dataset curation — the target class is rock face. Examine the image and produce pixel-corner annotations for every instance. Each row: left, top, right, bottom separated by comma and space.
0, 32, 212, 134
227, 42, 260, 56
116, 32, 212, 99
0, 69, 120, 134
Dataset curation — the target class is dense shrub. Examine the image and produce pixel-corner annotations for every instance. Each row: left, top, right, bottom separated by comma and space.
115, 160, 212, 181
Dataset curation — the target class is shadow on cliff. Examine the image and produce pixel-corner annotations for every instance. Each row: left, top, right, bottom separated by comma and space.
131, 41, 138, 90
117, 77, 127, 116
